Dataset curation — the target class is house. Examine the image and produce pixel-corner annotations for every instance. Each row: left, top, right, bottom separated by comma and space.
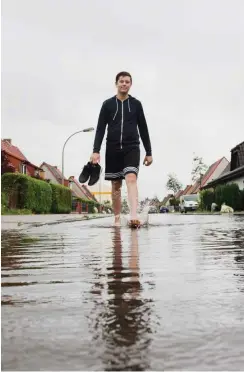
174, 190, 184, 199
202, 141, 244, 191
68, 177, 89, 200
81, 184, 98, 202
161, 194, 174, 206
68, 176, 97, 202
182, 185, 193, 195
190, 157, 229, 194
1, 139, 43, 177
40, 162, 69, 188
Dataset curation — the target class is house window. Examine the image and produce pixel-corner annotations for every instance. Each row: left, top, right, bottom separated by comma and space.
21, 163, 27, 174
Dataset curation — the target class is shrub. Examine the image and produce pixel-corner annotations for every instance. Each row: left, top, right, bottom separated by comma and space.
50, 183, 72, 214
73, 197, 100, 213
1, 192, 8, 213
1, 173, 52, 213
212, 183, 243, 211
200, 189, 215, 211
169, 197, 180, 206
216, 183, 241, 210
240, 189, 244, 211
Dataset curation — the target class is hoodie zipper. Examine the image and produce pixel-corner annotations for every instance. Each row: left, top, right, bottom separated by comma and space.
120, 101, 124, 149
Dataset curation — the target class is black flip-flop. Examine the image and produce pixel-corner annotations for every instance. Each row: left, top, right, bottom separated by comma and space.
78, 162, 92, 184
88, 163, 102, 186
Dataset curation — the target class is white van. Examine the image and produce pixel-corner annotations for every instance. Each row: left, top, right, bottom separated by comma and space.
179, 194, 199, 213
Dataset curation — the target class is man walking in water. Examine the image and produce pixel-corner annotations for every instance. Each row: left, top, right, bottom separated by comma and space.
90, 71, 153, 226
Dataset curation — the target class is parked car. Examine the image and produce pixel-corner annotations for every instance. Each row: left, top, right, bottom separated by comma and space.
179, 194, 199, 213
160, 206, 169, 213
148, 206, 158, 213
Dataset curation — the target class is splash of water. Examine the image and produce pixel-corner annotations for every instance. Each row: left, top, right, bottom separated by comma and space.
121, 198, 150, 226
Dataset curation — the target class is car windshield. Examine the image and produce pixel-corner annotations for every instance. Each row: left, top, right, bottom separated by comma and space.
183, 195, 198, 202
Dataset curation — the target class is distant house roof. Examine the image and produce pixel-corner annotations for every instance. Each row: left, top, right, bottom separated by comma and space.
231, 141, 244, 154
175, 189, 184, 199
221, 163, 231, 175
201, 157, 226, 186
191, 157, 228, 194
2, 139, 42, 170
68, 177, 89, 200
188, 181, 200, 194
162, 194, 173, 205
81, 184, 97, 201
202, 165, 244, 189
230, 141, 244, 170
182, 185, 193, 195
40, 162, 68, 183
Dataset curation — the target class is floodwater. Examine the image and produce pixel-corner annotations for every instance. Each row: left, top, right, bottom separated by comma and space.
1, 214, 244, 371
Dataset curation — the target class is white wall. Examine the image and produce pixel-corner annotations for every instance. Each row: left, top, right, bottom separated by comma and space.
207, 158, 229, 184
41, 165, 59, 184
227, 176, 244, 190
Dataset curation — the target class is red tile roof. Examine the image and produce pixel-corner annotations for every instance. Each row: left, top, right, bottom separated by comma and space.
188, 182, 200, 194
1, 139, 42, 170
182, 185, 193, 195
200, 158, 224, 186
1, 139, 27, 161
175, 190, 184, 199
192, 157, 227, 193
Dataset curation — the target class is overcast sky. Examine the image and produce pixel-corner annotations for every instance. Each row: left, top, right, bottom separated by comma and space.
2, 0, 244, 199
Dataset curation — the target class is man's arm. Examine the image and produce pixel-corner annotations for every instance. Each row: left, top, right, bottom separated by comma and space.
93, 102, 108, 153
137, 101, 152, 156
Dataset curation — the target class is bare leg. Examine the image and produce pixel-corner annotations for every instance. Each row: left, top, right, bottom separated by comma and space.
112, 179, 122, 225
125, 173, 138, 220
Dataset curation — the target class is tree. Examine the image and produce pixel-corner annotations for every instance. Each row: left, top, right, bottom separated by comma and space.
169, 197, 180, 206
191, 155, 208, 183
166, 173, 182, 194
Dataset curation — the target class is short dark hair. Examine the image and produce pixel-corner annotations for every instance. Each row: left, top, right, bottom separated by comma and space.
115, 71, 132, 83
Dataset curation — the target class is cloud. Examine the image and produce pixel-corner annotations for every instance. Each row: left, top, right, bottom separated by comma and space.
2, 0, 244, 198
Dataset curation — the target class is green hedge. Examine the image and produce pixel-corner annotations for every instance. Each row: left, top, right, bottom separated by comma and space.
215, 183, 242, 211
1, 173, 72, 214
200, 189, 215, 211
200, 182, 243, 211
1, 191, 8, 213
50, 183, 72, 214
1, 173, 52, 213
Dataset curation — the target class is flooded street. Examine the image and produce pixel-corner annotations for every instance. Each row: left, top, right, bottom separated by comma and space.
1, 214, 244, 371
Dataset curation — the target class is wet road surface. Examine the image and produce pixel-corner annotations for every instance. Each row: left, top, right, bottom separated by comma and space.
1, 214, 244, 371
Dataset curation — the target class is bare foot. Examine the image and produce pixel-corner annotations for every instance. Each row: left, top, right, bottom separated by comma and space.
129, 219, 141, 228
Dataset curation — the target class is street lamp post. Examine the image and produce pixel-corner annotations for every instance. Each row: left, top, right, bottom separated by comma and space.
62, 127, 94, 185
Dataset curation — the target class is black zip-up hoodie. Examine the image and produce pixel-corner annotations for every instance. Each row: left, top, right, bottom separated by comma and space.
93, 95, 152, 156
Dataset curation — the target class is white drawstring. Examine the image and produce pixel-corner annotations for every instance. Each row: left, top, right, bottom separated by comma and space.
128, 98, 131, 112
113, 97, 118, 120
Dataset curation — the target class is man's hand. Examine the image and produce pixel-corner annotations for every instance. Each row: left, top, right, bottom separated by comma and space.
143, 155, 153, 166
90, 152, 100, 164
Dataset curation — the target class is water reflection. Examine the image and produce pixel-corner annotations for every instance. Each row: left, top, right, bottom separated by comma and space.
2, 216, 244, 371
1, 231, 67, 306
90, 228, 152, 371
199, 222, 244, 293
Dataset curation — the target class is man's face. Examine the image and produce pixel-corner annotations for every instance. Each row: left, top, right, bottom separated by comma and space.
116, 75, 132, 94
